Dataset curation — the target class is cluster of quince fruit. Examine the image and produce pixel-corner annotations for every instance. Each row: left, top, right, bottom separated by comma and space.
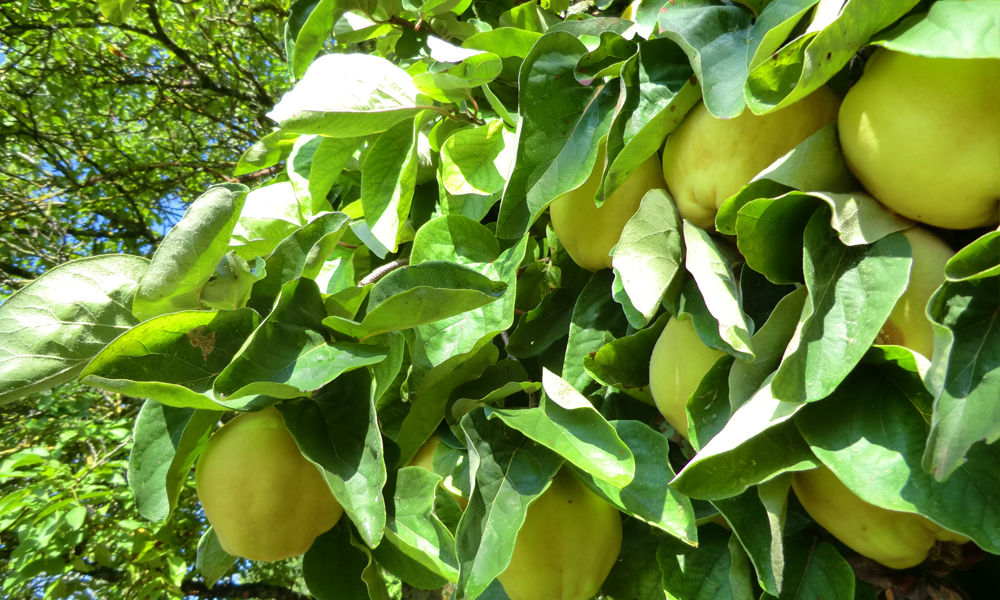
549, 41, 997, 573
192, 37, 996, 600
196, 414, 620, 600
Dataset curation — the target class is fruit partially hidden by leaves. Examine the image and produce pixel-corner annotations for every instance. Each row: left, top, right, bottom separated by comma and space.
792, 465, 968, 570
662, 87, 840, 229
839, 49, 1000, 229
195, 406, 343, 562
877, 227, 955, 359
498, 467, 622, 600
649, 317, 726, 439
549, 144, 666, 271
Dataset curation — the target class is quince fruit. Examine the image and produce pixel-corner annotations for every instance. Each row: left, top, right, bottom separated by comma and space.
792, 465, 968, 570
550, 143, 666, 271
649, 317, 726, 439
839, 49, 1000, 229
498, 467, 622, 600
195, 406, 343, 562
661, 87, 840, 229
877, 227, 955, 359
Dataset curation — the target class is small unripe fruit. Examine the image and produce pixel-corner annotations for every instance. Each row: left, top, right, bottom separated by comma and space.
649, 317, 726, 438
195, 406, 343, 562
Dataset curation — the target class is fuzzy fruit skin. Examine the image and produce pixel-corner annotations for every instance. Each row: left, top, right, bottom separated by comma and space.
877, 227, 955, 359
497, 467, 622, 600
195, 406, 343, 562
838, 50, 1000, 229
649, 317, 726, 439
661, 87, 840, 229
549, 144, 666, 271
792, 465, 968, 570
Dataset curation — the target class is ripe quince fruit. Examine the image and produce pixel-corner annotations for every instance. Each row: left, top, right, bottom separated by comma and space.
497, 467, 622, 600
839, 49, 1000, 229
661, 87, 840, 229
649, 317, 726, 439
549, 143, 666, 271
877, 227, 955, 359
195, 406, 343, 562
792, 465, 968, 570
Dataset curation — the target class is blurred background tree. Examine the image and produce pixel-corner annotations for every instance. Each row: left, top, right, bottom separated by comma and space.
0, 1, 308, 597
0, 0, 291, 293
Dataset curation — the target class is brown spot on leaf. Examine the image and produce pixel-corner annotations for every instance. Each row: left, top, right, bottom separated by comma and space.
187, 326, 216, 361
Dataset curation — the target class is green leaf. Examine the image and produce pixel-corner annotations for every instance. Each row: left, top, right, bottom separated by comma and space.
230, 182, 307, 260
133, 184, 248, 321
657, 1, 753, 118
657, 523, 734, 600
746, 0, 920, 114
496, 32, 619, 239
759, 538, 855, 600
729, 287, 807, 411
563, 270, 630, 392
487, 369, 635, 487
574, 31, 637, 83
325, 261, 509, 341
128, 401, 220, 522
215, 279, 388, 404
409, 219, 528, 372
684, 222, 755, 360
795, 363, 1000, 554
577, 420, 697, 543
247, 212, 351, 314
0, 254, 148, 405
413, 53, 503, 103
771, 210, 912, 403
716, 123, 860, 235
671, 376, 817, 501
602, 518, 673, 600
97, 0, 136, 25
362, 111, 433, 252
81, 309, 258, 410
687, 355, 736, 450
269, 54, 427, 137
463, 28, 543, 59
440, 120, 513, 196
603, 37, 700, 202
382, 467, 459, 581
612, 190, 684, 327
748, 0, 822, 71
922, 275, 1000, 480
303, 522, 380, 600
234, 130, 299, 176
286, 0, 340, 80
944, 230, 1000, 282
583, 311, 668, 396
196, 528, 236, 587
280, 369, 388, 548
506, 287, 575, 359
394, 343, 499, 467
873, 1, 1000, 60
199, 253, 266, 312
448, 359, 541, 425
454, 409, 564, 600
288, 135, 363, 215
713, 488, 782, 596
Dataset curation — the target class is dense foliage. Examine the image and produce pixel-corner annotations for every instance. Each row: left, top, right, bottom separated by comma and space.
1, 1, 998, 600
